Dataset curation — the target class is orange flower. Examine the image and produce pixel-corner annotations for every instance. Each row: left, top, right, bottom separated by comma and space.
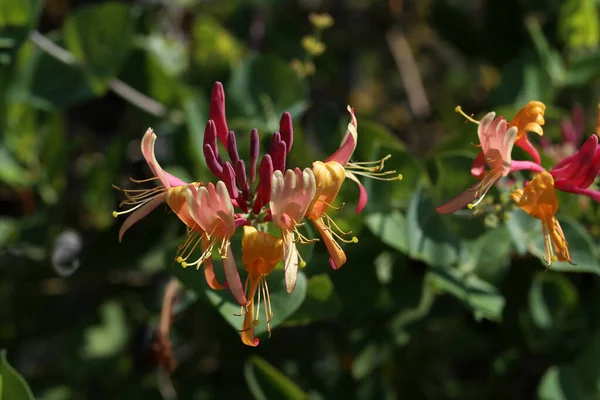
306, 161, 358, 270
511, 171, 571, 268
239, 226, 283, 347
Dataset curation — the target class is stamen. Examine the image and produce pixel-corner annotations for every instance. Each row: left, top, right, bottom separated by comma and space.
129, 176, 160, 183
176, 230, 202, 263
348, 170, 403, 181
455, 106, 480, 125
293, 226, 319, 244
255, 277, 262, 327
264, 278, 273, 322
180, 245, 212, 269
297, 252, 307, 268
112, 195, 161, 218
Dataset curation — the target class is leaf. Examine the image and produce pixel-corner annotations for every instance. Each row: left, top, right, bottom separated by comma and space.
285, 274, 342, 326
244, 355, 307, 400
459, 226, 513, 283
0, 350, 34, 400
227, 54, 309, 132
0, 145, 32, 187
428, 267, 505, 321
525, 16, 567, 87
64, 2, 134, 93
538, 366, 586, 400
565, 50, 600, 86
558, 0, 599, 50
82, 301, 129, 359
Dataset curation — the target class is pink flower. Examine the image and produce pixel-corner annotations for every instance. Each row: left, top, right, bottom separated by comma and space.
325, 106, 402, 213
113, 128, 199, 241
437, 112, 518, 214
179, 181, 247, 306
269, 168, 316, 293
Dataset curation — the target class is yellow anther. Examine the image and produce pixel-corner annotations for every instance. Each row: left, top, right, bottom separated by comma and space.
467, 203, 474, 209
112, 211, 118, 218
351, 236, 358, 243
253, 319, 260, 327
397, 174, 403, 180
299, 260, 307, 268
181, 262, 188, 268
176, 256, 183, 263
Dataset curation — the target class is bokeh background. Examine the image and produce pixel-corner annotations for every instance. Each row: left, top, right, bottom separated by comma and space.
3, 0, 600, 399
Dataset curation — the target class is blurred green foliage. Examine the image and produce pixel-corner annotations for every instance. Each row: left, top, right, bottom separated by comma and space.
3, 0, 600, 399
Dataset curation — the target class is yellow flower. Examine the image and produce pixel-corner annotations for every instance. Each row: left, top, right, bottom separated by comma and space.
511, 171, 571, 268
306, 161, 357, 270
239, 226, 284, 347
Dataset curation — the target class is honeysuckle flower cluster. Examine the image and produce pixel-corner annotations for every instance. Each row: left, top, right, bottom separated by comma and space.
113, 82, 401, 346
437, 101, 600, 269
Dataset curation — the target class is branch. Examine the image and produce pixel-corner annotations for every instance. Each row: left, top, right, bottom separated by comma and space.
386, 28, 430, 118
29, 31, 168, 117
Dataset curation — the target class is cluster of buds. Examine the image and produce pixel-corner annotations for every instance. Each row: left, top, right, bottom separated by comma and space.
113, 82, 401, 346
437, 101, 600, 269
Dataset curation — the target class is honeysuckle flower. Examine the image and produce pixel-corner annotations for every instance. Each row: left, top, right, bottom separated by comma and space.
550, 135, 600, 202
325, 106, 402, 213
511, 171, 571, 268
306, 161, 357, 270
469, 102, 546, 179
270, 168, 317, 293
178, 181, 247, 306
239, 226, 283, 347
112, 128, 201, 241
437, 112, 518, 214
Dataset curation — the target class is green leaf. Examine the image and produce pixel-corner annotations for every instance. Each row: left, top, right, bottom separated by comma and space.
538, 366, 586, 400
0, 350, 34, 400
558, 0, 599, 50
64, 3, 134, 93
0, 145, 32, 187
285, 274, 342, 326
428, 267, 505, 321
565, 50, 600, 86
367, 187, 461, 268
459, 226, 513, 283
81, 301, 129, 359
228, 54, 309, 132
244, 355, 307, 400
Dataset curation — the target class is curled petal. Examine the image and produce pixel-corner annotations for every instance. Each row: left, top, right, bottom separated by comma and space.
346, 171, 368, 213
118, 194, 165, 242
510, 101, 546, 138
203, 241, 227, 290
222, 243, 247, 306
515, 135, 541, 165
141, 129, 172, 189
471, 151, 486, 180
325, 106, 358, 165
